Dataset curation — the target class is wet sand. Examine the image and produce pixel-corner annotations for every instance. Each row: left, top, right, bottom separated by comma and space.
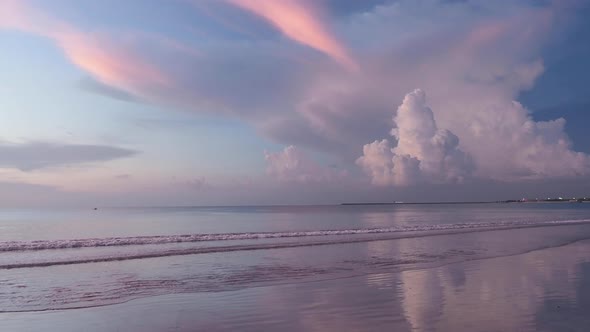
3, 238, 590, 331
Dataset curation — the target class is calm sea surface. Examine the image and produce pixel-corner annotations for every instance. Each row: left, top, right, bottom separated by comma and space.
2, 203, 590, 331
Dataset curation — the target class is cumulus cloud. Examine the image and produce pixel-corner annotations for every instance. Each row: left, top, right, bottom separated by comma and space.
0, 142, 138, 171
356, 139, 396, 186
357, 89, 474, 186
358, 89, 590, 185
265, 146, 347, 183
461, 101, 590, 180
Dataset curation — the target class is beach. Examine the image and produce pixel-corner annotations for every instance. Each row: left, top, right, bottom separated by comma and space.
1, 204, 590, 331
3, 236, 590, 331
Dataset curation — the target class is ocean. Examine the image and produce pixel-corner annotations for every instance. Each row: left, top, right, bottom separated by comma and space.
2, 203, 590, 331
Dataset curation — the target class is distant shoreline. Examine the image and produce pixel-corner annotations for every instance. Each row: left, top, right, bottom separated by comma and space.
341, 199, 590, 206
341, 202, 494, 206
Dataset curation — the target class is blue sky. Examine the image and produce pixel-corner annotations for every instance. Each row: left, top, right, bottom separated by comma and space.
1, 0, 589, 206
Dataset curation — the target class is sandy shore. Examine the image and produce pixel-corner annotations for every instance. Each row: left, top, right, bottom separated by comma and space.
2, 238, 590, 331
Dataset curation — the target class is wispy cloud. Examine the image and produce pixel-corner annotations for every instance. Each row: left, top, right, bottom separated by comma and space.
0, 141, 138, 171
1, 0, 168, 95
78, 76, 141, 103
226, 0, 359, 71
58, 32, 170, 91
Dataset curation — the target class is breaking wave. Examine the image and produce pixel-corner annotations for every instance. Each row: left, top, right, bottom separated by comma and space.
3, 219, 590, 253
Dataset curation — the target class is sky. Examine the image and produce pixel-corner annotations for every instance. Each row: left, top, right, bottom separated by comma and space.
1, 0, 589, 207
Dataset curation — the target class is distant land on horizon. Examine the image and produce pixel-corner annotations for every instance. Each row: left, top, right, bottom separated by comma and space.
341, 197, 590, 206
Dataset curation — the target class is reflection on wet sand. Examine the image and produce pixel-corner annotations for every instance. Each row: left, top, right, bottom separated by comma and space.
396, 240, 590, 332
4, 238, 590, 331
359, 212, 590, 331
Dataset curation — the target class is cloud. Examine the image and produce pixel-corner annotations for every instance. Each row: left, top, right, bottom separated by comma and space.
2, 0, 589, 191
226, 0, 359, 71
272, 1, 590, 182
533, 102, 590, 153
187, 177, 213, 190
1, 0, 169, 96
78, 76, 141, 103
0, 142, 138, 171
265, 146, 347, 183
461, 101, 590, 180
357, 89, 474, 186
356, 139, 396, 186
59, 33, 170, 93
358, 88, 590, 185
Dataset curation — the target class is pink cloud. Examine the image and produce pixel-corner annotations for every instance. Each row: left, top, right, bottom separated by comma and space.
458, 7, 553, 59
1, 0, 169, 94
58, 32, 170, 91
227, 0, 359, 71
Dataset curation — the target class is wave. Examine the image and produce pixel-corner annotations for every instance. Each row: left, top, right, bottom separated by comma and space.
2, 219, 590, 270
2, 219, 590, 253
